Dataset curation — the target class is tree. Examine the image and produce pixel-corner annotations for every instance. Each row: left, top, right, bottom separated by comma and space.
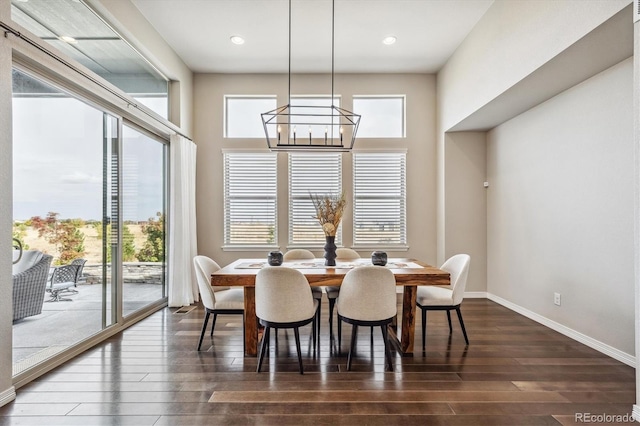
93, 222, 136, 262
136, 212, 165, 262
12, 222, 30, 250
30, 212, 85, 265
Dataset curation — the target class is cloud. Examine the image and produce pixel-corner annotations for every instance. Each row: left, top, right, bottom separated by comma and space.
59, 172, 102, 184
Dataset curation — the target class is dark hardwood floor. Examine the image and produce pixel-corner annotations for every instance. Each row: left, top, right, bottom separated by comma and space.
0, 298, 635, 425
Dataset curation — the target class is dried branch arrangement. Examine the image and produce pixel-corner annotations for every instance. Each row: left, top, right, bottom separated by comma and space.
309, 191, 347, 237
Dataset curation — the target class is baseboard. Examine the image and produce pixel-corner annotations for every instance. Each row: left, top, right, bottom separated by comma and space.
487, 293, 636, 367
464, 291, 488, 298
0, 386, 16, 408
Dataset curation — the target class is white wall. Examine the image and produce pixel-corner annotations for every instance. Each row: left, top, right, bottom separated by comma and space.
444, 132, 487, 292
193, 73, 437, 267
87, 0, 194, 136
439, 0, 630, 133
487, 58, 634, 356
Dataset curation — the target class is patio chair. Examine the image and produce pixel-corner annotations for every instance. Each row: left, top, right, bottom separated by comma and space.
62, 258, 87, 295
13, 251, 53, 321
46, 263, 82, 302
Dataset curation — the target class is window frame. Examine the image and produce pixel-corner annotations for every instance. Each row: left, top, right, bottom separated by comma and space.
352, 95, 406, 138
288, 152, 343, 248
352, 149, 408, 250
222, 150, 279, 250
223, 95, 278, 139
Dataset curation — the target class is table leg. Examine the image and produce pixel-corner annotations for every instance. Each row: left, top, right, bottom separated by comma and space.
400, 286, 416, 355
244, 287, 258, 356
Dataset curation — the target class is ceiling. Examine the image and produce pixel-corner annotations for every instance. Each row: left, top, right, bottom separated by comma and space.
130, 0, 494, 74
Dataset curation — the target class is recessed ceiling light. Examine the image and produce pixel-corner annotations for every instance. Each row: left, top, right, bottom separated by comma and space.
382, 36, 397, 45
230, 35, 245, 45
58, 35, 78, 44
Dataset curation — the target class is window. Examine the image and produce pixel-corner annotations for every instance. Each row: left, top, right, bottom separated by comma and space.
290, 96, 341, 138
288, 153, 342, 246
353, 152, 407, 247
223, 152, 277, 247
12, 0, 170, 119
353, 96, 405, 138
225, 96, 277, 138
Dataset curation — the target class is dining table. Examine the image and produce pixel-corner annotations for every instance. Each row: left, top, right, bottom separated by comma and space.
210, 257, 450, 356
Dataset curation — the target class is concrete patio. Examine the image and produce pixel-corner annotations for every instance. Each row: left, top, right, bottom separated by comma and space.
12, 282, 164, 375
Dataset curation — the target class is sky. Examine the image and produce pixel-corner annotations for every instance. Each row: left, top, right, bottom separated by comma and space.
12, 96, 166, 222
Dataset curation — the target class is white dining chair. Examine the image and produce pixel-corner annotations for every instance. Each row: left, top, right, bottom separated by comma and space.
193, 255, 244, 351
327, 248, 360, 342
416, 254, 471, 350
256, 267, 319, 374
337, 266, 397, 371
283, 249, 323, 340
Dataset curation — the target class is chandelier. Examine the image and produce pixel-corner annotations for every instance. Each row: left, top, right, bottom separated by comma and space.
261, 0, 360, 151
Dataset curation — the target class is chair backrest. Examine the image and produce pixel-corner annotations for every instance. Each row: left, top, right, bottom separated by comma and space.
70, 258, 87, 283
193, 255, 222, 310
440, 254, 471, 306
12, 250, 44, 276
337, 266, 397, 321
255, 267, 316, 323
51, 263, 80, 285
283, 249, 315, 261
335, 248, 360, 260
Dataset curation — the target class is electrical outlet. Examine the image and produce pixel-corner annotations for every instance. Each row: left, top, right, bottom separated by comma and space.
554, 292, 561, 306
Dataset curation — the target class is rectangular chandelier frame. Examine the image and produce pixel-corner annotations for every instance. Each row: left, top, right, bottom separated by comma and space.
261, 0, 360, 151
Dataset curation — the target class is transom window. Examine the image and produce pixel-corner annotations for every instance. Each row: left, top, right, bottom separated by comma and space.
224, 96, 277, 138
353, 96, 405, 138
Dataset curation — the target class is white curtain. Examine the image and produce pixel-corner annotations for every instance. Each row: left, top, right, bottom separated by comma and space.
168, 134, 199, 307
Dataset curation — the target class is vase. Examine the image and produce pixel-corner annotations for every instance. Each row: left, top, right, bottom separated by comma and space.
267, 250, 283, 266
371, 251, 388, 266
324, 235, 337, 266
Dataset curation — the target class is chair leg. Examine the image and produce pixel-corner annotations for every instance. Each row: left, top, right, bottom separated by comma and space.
446, 310, 452, 334
197, 311, 210, 351
210, 313, 218, 337
338, 317, 342, 351
257, 326, 270, 373
456, 306, 469, 345
312, 311, 317, 354
347, 324, 358, 371
421, 306, 427, 351
381, 324, 393, 371
370, 326, 374, 347
294, 327, 304, 374
328, 297, 336, 339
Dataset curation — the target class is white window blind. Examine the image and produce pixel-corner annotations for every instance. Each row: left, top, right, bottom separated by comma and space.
223, 152, 277, 247
289, 153, 342, 246
353, 152, 406, 246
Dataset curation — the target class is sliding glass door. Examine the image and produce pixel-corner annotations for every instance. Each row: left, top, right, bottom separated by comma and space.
121, 125, 167, 317
11, 67, 167, 376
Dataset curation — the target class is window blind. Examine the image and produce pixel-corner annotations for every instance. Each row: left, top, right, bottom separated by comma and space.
288, 153, 342, 246
353, 152, 406, 246
223, 152, 277, 246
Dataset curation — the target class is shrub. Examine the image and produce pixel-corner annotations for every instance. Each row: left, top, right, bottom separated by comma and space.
136, 212, 165, 262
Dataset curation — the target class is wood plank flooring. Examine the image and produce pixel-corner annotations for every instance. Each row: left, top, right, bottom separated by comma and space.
0, 299, 635, 425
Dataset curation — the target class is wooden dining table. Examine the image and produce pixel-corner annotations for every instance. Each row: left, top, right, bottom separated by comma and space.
211, 258, 450, 356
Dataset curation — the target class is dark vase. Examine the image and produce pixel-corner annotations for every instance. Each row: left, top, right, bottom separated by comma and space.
324, 235, 337, 266
371, 251, 388, 266
267, 250, 283, 266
